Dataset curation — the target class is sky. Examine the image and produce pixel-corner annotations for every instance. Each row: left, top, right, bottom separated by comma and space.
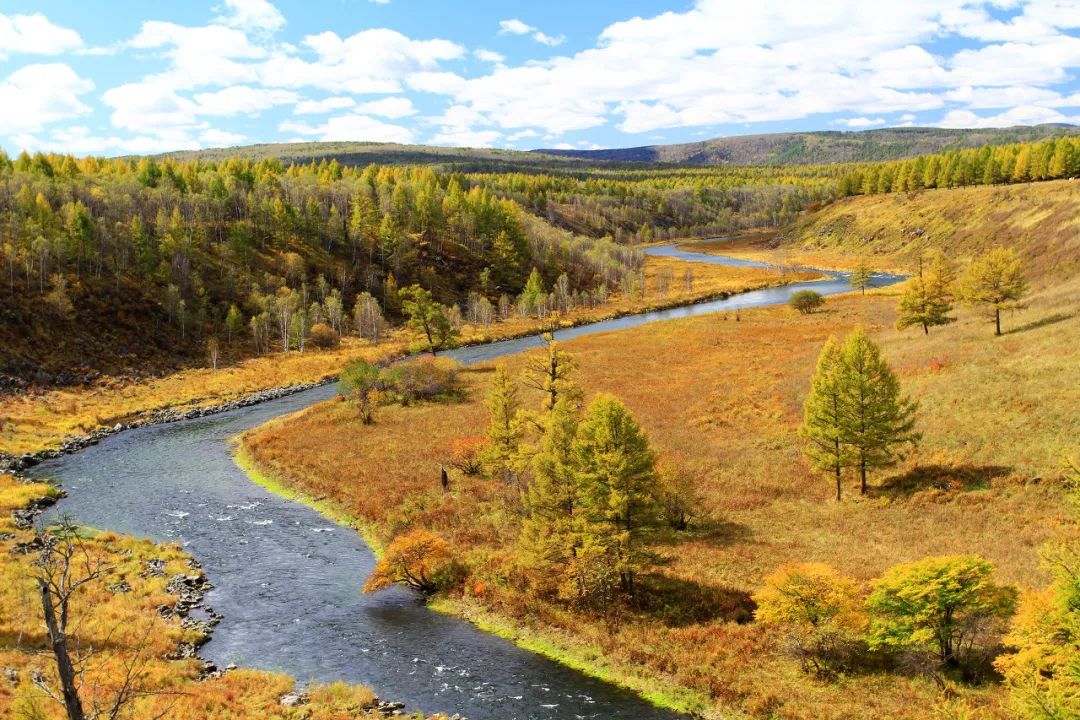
1, 0, 1079, 157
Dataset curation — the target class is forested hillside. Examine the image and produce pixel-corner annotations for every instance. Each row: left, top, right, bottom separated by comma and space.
0, 152, 637, 383
539, 125, 1080, 165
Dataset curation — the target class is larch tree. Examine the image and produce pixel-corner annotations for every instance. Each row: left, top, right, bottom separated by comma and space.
838, 328, 920, 495
959, 247, 1028, 336
482, 365, 523, 482
521, 338, 580, 412
896, 277, 954, 334
572, 394, 660, 596
521, 397, 581, 573
849, 262, 874, 295
799, 337, 853, 501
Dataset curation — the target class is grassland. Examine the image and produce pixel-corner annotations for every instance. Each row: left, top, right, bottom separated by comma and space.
241, 231, 1079, 719
0, 255, 813, 458
0, 474, 448, 720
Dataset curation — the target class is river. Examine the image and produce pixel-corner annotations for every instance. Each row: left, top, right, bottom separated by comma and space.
29, 243, 903, 720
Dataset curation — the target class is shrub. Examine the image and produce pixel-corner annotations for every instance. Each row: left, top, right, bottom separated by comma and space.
448, 436, 487, 476
383, 357, 461, 406
790, 289, 824, 314
339, 359, 383, 424
755, 563, 867, 677
308, 322, 340, 349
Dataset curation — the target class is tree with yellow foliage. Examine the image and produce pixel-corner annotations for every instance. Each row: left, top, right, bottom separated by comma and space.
362, 529, 454, 596
754, 563, 867, 677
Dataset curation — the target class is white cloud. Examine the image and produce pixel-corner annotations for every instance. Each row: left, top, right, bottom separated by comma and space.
0, 13, 83, 59
355, 97, 416, 118
294, 96, 356, 114
506, 129, 539, 141
936, 105, 1079, 129
835, 116, 886, 128
498, 19, 532, 35
0, 64, 94, 135
498, 18, 565, 46
215, 0, 286, 33
200, 128, 247, 146
430, 128, 502, 147
280, 114, 414, 143
474, 48, 505, 63
193, 86, 298, 115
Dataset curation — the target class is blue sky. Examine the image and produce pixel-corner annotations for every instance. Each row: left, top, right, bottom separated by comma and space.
1, 0, 1079, 156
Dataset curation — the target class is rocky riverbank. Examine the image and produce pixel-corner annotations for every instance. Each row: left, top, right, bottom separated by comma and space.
0, 377, 338, 474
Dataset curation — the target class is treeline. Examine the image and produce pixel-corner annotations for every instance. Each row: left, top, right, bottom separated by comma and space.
467, 165, 841, 243
0, 150, 641, 374
837, 136, 1080, 197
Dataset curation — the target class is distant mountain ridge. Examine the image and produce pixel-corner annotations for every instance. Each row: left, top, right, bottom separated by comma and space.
534, 125, 1080, 165
162, 126, 1080, 169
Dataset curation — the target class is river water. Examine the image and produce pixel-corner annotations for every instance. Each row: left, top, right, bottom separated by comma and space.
29, 243, 903, 720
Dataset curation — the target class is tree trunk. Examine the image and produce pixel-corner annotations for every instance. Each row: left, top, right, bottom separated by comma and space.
995, 307, 1001, 336
922, 322, 928, 335
38, 580, 86, 720
860, 460, 867, 495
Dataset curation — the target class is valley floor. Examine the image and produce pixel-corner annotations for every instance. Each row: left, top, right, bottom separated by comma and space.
240, 254, 1079, 718
0, 255, 813, 458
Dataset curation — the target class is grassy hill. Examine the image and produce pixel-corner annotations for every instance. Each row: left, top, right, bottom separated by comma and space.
783, 179, 1080, 281
538, 125, 1080, 166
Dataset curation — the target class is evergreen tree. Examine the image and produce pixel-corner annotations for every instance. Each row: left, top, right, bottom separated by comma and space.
838, 329, 920, 495
849, 261, 873, 295
521, 398, 581, 572
896, 271, 954, 335
959, 247, 1028, 336
572, 394, 660, 595
400, 284, 458, 355
799, 337, 853, 501
482, 365, 523, 483
521, 338, 580, 412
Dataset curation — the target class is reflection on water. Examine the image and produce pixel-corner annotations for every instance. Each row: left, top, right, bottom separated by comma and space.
29, 245, 902, 720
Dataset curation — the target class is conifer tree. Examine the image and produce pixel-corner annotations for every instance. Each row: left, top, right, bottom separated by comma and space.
572, 394, 660, 595
799, 337, 852, 501
521, 338, 580, 412
521, 398, 581, 571
482, 365, 523, 483
959, 247, 1028, 336
838, 329, 920, 494
894, 278, 954, 336
400, 284, 458, 355
849, 261, 874, 295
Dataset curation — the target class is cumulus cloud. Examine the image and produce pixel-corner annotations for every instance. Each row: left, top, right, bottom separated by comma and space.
835, 117, 887, 128
279, 114, 414, 143
0, 64, 94, 135
214, 0, 286, 33
0, 13, 83, 59
474, 48, 505, 63
498, 18, 565, 46
294, 96, 356, 114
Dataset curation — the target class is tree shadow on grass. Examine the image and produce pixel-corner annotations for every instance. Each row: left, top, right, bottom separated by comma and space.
633, 573, 755, 627
870, 463, 1014, 498
653, 517, 753, 549
1004, 311, 1075, 335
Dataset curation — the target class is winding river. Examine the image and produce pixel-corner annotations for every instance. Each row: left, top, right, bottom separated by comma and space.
30, 243, 903, 720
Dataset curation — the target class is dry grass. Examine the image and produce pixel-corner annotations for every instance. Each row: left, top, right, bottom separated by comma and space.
243, 264, 1079, 718
0, 473, 446, 720
0, 255, 802, 457
683, 180, 1080, 282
